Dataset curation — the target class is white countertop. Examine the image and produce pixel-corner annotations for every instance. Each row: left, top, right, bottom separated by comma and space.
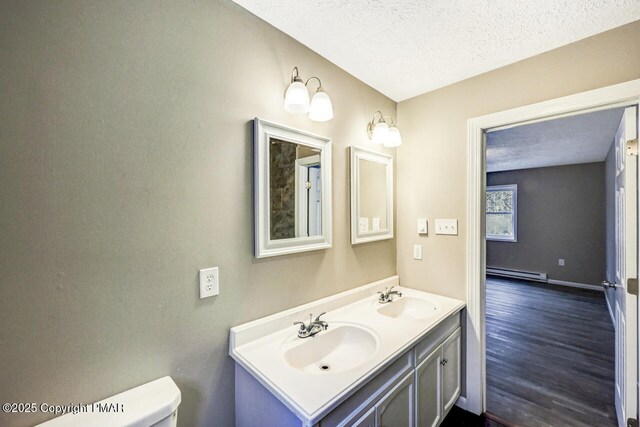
229, 276, 465, 425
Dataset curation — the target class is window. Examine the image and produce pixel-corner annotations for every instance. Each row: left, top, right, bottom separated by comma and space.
486, 184, 517, 242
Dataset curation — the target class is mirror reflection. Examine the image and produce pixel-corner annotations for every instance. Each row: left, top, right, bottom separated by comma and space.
350, 146, 393, 245
269, 138, 322, 240
357, 159, 388, 234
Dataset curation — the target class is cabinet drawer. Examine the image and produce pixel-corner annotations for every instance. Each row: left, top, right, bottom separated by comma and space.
414, 313, 460, 365
321, 349, 414, 427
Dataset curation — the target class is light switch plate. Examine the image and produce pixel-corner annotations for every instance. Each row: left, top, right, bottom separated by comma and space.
413, 244, 423, 260
435, 219, 458, 235
417, 219, 428, 235
199, 267, 219, 299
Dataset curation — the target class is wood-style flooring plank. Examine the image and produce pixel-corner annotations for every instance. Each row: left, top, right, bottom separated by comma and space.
485, 277, 616, 427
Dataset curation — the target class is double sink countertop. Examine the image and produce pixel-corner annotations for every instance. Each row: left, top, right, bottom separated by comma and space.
229, 275, 465, 425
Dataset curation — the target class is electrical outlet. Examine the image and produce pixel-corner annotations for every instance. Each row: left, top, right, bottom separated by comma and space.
558, 259, 565, 266
413, 244, 423, 260
199, 267, 219, 299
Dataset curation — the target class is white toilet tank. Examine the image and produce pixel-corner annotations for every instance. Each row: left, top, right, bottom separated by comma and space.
37, 376, 181, 427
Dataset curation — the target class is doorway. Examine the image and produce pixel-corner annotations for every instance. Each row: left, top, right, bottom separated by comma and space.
483, 107, 626, 425
464, 80, 640, 427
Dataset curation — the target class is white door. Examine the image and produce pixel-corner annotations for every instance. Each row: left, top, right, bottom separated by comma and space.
307, 165, 322, 236
294, 155, 321, 237
614, 106, 638, 427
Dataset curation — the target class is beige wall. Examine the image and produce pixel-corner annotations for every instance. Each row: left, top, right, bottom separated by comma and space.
396, 21, 640, 300
0, 1, 396, 426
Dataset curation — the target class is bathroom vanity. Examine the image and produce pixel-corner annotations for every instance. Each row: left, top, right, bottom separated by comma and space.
229, 276, 465, 427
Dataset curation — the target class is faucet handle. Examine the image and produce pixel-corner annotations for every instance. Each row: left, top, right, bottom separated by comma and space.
314, 312, 326, 321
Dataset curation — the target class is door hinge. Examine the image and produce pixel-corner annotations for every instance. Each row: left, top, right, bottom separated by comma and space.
627, 139, 638, 156
628, 418, 638, 427
628, 278, 638, 296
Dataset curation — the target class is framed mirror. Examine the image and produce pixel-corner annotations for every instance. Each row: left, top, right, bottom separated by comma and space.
350, 146, 393, 244
254, 118, 332, 258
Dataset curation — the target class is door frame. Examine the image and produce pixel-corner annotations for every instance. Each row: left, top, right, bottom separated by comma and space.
465, 78, 640, 415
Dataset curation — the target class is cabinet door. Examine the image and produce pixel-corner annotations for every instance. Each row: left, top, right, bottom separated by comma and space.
441, 328, 461, 415
351, 406, 375, 427
375, 372, 415, 427
415, 346, 442, 427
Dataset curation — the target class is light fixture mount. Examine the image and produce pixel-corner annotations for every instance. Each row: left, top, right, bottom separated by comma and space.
290, 66, 304, 83
367, 111, 402, 147
284, 67, 333, 121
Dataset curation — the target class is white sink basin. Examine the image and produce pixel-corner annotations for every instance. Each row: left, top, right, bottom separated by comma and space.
376, 297, 437, 321
282, 324, 379, 374
230, 280, 467, 423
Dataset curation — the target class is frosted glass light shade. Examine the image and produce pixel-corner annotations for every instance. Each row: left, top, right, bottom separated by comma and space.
371, 122, 389, 145
308, 90, 333, 122
284, 81, 310, 114
384, 126, 402, 147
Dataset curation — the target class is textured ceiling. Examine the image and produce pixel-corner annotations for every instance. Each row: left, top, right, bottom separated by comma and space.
232, 0, 640, 101
486, 108, 625, 172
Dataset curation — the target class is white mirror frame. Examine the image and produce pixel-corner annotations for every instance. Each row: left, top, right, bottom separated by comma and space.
350, 146, 394, 245
254, 118, 332, 258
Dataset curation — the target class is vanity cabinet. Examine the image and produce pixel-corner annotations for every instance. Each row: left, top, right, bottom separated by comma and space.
234, 311, 462, 427
325, 315, 461, 427
416, 328, 461, 427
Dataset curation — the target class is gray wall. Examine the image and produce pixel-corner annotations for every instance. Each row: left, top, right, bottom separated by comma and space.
0, 1, 397, 426
486, 163, 605, 285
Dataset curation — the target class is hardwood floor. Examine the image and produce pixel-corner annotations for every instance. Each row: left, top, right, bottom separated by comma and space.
486, 277, 616, 427
442, 405, 508, 426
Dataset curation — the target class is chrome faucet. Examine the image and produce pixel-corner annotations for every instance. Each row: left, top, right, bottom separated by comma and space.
293, 312, 328, 338
378, 286, 402, 304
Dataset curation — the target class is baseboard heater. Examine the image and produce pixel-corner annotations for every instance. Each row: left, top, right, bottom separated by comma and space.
486, 267, 548, 283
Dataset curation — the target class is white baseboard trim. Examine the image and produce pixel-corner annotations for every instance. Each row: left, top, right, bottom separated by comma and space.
604, 290, 616, 327
546, 279, 602, 292
455, 395, 467, 411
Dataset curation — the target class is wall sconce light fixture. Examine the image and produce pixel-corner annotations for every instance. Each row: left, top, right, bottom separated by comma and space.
284, 67, 333, 122
367, 111, 402, 147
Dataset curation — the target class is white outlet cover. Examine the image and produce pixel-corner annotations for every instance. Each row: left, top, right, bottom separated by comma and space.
199, 267, 219, 299
413, 244, 423, 260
